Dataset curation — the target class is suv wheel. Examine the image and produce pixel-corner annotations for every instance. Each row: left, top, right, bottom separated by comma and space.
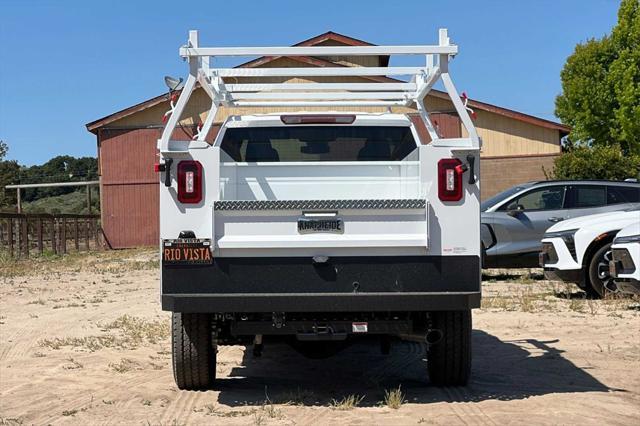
587, 242, 614, 299
427, 310, 471, 386
172, 313, 216, 390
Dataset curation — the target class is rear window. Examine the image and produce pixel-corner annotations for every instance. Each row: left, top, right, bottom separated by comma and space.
220, 126, 417, 162
564, 185, 606, 208
607, 185, 640, 204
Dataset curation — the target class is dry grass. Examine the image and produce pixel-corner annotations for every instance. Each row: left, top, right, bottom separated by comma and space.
0, 248, 157, 279
38, 314, 169, 352
383, 386, 405, 409
109, 358, 143, 373
330, 394, 365, 410
100, 314, 170, 345
0, 417, 24, 426
276, 388, 316, 405
63, 357, 84, 370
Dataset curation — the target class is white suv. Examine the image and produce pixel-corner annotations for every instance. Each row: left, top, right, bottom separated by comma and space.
610, 222, 640, 295
540, 209, 639, 297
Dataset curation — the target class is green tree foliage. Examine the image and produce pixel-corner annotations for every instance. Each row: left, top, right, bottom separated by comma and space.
0, 140, 8, 160
547, 144, 640, 180
0, 141, 20, 209
19, 155, 98, 202
0, 140, 99, 212
555, 0, 640, 154
22, 190, 100, 215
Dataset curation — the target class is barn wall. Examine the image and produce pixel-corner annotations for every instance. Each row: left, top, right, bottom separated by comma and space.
464, 109, 561, 156
99, 128, 160, 248
481, 154, 559, 199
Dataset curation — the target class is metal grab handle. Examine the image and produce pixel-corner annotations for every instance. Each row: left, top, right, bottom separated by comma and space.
164, 158, 173, 187
548, 217, 564, 222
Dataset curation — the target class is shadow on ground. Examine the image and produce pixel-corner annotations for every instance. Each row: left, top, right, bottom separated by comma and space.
216, 330, 614, 407
481, 272, 545, 282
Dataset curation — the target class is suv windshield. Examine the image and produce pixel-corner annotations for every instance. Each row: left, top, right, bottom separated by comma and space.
481, 186, 529, 211
220, 126, 417, 162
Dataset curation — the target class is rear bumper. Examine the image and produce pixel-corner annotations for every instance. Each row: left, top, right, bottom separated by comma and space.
161, 255, 481, 313
543, 267, 581, 283
163, 292, 481, 313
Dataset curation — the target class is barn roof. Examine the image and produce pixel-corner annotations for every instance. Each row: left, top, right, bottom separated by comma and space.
86, 31, 570, 135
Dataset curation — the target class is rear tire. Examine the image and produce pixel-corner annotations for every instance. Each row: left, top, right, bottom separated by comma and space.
427, 310, 471, 386
587, 243, 613, 299
172, 313, 216, 390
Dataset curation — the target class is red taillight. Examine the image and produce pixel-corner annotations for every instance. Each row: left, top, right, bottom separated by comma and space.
280, 114, 356, 125
177, 160, 203, 204
438, 158, 463, 202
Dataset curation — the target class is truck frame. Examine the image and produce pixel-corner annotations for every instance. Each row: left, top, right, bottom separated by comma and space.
158, 29, 481, 390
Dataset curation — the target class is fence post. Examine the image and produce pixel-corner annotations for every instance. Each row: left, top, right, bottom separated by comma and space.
74, 218, 79, 251
94, 219, 100, 250
85, 218, 90, 250
37, 218, 43, 255
61, 218, 67, 254
8, 218, 14, 258
21, 217, 29, 257
51, 218, 57, 254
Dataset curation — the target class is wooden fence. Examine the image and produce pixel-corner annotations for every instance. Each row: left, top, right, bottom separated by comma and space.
0, 213, 102, 258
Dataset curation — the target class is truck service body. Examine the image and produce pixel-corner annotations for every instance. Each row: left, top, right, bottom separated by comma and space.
158, 29, 481, 389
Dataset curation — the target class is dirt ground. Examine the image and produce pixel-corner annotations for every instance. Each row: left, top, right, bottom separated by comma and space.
1, 249, 639, 425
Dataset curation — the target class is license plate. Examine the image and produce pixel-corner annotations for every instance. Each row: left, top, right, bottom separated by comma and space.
352, 322, 368, 333
162, 239, 212, 265
298, 217, 343, 234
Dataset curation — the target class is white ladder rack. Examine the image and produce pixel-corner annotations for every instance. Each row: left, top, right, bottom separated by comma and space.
158, 29, 480, 155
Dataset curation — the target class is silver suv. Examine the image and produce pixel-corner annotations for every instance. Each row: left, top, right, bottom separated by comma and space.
481, 180, 640, 268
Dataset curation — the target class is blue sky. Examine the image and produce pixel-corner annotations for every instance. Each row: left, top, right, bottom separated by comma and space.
0, 0, 620, 165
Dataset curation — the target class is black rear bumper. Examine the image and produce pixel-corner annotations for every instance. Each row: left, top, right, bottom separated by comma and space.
161, 255, 481, 313
163, 292, 480, 313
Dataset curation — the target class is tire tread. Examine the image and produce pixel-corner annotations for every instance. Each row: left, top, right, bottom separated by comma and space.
171, 313, 215, 390
427, 310, 471, 386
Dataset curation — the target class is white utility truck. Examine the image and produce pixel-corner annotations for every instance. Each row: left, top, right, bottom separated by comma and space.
158, 29, 481, 390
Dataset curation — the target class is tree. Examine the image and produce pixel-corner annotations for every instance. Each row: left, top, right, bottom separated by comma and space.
0, 140, 8, 160
19, 155, 98, 202
0, 141, 20, 210
555, 0, 640, 154
547, 144, 640, 180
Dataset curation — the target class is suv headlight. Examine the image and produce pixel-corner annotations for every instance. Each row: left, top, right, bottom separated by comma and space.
614, 234, 640, 244
544, 229, 578, 261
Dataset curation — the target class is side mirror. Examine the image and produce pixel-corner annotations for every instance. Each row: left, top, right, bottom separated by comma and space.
507, 204, 525, 217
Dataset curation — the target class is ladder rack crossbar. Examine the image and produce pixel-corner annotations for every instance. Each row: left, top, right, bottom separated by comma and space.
210, 67, 426, 78
231, 100, 409, 107
180, 45, 457, 57
224, 83, 417, 92
228, 92, 412, 101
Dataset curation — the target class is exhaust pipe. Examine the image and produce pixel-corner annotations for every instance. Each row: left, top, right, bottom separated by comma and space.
425, 329, 443, 345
